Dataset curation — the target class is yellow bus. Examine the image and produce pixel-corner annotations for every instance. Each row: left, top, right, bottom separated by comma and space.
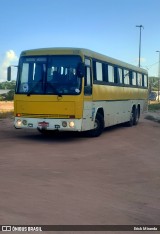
8, 48, 148, 137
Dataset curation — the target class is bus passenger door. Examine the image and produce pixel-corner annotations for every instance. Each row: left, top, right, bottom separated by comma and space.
84, 58, 92, 96
82, 58, 93, 131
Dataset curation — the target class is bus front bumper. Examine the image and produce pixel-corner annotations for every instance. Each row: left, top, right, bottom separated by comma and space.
14, 117, 82, 132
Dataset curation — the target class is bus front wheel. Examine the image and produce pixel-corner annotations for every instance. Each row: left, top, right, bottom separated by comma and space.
88, 113, 104, 137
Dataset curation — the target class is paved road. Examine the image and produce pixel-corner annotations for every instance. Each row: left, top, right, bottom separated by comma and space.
0, 116, 160, 233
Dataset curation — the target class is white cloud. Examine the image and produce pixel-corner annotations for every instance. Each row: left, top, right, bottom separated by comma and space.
0, 50, 18, 82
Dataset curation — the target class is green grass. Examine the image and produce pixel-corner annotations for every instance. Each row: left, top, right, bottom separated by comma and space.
148, 103, 160, 111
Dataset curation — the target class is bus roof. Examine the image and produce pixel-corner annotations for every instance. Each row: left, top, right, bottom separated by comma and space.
21, 47, 148, 74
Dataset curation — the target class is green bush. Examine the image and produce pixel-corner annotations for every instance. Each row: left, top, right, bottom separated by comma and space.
0, 81, 16, 101
148, 103, 160, 111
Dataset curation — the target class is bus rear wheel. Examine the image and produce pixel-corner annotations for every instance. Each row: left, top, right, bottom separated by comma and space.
88, 113, 104, 137
126, 109, 134, 127
133, 108, 140, 125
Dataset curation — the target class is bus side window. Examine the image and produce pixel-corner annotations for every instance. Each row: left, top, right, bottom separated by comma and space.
108, 65, 114, 83
84, 58, 92, 95
123, 69, 130, 85
117, 67, 123, 84
95, 62, 103, 81
137, 73, 142, 86
132, 71, 137, 86
143, 74, 148, 87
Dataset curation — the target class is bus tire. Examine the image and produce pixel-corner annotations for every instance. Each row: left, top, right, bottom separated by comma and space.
126, 108, 134, 127
133, 108, 139, 125
88, 113, 104, 137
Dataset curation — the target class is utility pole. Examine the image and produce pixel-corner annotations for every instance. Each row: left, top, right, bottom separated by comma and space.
156, 50, 160, 102
136, 25, 144, 67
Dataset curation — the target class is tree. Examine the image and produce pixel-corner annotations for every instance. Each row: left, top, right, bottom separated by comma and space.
149, 77, 160, 91
0, 81, 16, 100
0, 81, 16, 90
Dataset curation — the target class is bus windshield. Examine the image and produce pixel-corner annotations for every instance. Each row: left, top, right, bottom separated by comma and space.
16, 55, 82, 95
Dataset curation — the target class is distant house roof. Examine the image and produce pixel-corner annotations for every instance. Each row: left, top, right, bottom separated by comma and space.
0, 89, 10, 94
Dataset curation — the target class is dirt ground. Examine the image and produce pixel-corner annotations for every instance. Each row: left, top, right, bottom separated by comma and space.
0, 101, 14, 112
0, 105, 160, 234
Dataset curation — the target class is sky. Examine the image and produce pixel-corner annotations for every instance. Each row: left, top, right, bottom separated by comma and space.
0, 0, 160, 81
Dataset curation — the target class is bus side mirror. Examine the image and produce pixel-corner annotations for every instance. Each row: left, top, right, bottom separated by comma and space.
7, 66, 11, 81
77, 62, 85, 78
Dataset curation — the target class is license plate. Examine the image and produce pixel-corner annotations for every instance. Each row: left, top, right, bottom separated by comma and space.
38, 121, 49, 128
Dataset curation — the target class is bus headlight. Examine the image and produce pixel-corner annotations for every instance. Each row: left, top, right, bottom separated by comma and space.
69, 121, 75, 128
16, 119, 22, 126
